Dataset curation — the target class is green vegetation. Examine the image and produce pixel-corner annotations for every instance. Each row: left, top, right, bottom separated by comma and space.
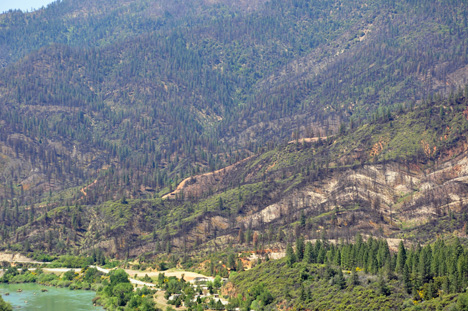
0, 261, 232, 311
0, 0, 467, 209
0, 87, 467, 265
97, 269, 156, 310
0, 295, 12, 311
229, 235, 468, 310
0, 266, 157, 310
1, 0, 468, 309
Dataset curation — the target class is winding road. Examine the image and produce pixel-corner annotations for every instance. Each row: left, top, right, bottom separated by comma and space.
0, 253, 209, 288
0, 254, 218, 309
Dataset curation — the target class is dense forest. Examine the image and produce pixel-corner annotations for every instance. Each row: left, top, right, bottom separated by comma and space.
228, 235, 468, 310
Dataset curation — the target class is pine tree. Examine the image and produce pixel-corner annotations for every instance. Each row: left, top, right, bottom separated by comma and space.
431, 238, 444, 277
411, 245, 421, 286
459, 251, 468, 289
304, 241, 314, 264
286, 243, 296, 267
296, 236, 305, 261
335, 269, 346, 289
396, 241, 407, 274
218, 197, 224, 210
377, 240, 390, 270
403, 263, 412, 294
341, 244, 350, 269
418, 245, 432, 286
238, 227, 244, 244
333, 248, 341, 266
300, 210, 306, 227
453, 237, 463, 259
367, 249, 378, 274
246, 228, 252, 245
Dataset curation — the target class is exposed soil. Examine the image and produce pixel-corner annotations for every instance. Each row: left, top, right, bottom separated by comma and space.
123, 268, 208, 282
163, 156, 254, 199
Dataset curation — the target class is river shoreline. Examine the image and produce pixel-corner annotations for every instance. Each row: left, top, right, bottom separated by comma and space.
0, 282, 104, 310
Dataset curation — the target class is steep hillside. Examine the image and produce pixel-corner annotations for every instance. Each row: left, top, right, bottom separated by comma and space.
2, 1, 468, 310
1, 0, 468, 209
3, 89, 468, 259
225, 238, 468, 311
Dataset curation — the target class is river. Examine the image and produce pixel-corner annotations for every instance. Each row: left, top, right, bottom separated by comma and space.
0, 283, 104, 310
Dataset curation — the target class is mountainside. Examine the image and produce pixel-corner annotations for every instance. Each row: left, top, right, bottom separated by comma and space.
1, 0, 468, 206
1, 0, 468, 259
1, 88, 468, 259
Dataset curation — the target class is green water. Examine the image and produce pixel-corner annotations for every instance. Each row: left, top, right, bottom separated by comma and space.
0, 283, 104, 310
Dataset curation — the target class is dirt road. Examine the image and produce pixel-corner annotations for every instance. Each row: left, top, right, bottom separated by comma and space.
121, 268, 210, 282
0, 253, 209, 286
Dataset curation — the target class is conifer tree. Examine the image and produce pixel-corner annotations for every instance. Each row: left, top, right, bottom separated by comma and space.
296, 236, 305, 261
304, 241, 314, 264
396, 241, 406, 274
418, 247, 430, 287
286, 243, 296, 267
335, 269, 346, 289
403, 263, 412, 294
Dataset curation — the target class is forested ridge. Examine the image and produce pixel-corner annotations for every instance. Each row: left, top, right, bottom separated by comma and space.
0, 0, 468, 278
227, 235, 468, 310
1, 83, 468, 261
1, 0, 468, 207
2, 1, 468, 309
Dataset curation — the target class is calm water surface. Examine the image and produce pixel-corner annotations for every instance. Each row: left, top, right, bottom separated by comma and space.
0, 283, 104, 310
